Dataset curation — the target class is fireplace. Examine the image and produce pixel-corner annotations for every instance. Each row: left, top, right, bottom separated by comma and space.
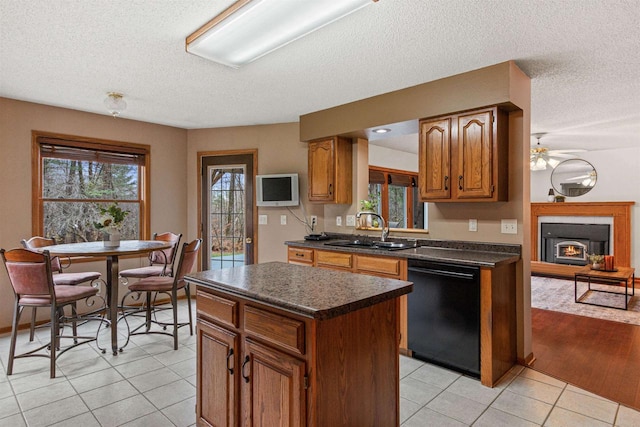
541, 223, 610, 266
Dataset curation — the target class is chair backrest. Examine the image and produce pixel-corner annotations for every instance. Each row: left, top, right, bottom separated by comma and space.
173, 239, 202, 286
149, 232, 182, 275
20, 236, 63, 273
1, 248, 55, 297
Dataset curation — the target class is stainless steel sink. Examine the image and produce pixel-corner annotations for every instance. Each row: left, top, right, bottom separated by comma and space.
324, 240, 410, 251
372, 241, 408, 249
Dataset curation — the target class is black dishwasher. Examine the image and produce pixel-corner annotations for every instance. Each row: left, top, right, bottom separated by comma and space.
407, 259, 480, 377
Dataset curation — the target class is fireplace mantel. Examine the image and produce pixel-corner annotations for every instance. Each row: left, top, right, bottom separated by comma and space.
531, 201, 634, 278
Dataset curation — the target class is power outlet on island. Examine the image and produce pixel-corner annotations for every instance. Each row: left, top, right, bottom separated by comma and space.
501, 219, 517, 234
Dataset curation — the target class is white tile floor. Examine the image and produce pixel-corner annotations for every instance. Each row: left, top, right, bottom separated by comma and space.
1, 300, 639, 426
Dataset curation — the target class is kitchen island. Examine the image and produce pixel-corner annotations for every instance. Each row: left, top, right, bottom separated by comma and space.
186, 261, 412, 427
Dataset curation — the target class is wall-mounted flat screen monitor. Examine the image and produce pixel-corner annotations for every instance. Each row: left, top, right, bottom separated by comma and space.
256, 173, 299, 207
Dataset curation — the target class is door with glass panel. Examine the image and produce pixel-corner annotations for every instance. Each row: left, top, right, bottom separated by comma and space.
201, 153, 256, 270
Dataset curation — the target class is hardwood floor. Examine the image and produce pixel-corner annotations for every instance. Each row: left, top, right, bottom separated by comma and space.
531, 307, 640, 411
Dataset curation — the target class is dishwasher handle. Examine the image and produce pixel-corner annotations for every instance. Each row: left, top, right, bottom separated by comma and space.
408, 266, 477, 281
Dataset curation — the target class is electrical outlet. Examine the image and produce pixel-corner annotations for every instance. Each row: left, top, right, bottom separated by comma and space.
310, 215, 318, 227
469, 219, 477, 232
336, 216, 342, 226
259, 215, 267, 225
346, 215, 356, 227
280, 215, 287, 225
501, 219, 517, 234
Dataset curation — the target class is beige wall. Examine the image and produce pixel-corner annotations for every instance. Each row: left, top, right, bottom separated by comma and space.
187, 123, 322, 264
0, 97, 188, 330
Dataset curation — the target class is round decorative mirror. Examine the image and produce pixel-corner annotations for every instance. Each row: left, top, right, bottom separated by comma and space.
550, 159, 597, 197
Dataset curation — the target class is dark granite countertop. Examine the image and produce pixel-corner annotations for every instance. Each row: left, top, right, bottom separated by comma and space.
286, 236, 521, 268
185, 262, 412, 320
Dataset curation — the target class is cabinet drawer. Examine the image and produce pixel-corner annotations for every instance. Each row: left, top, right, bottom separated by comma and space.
244, 306, 305, 355
287, 247, 314, 264
355, 255, 402, 278
316, 250, 352, 270
197, 290, 238, 328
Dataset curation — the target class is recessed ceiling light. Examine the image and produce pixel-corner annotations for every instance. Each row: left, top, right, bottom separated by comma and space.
373, 128, 391, 134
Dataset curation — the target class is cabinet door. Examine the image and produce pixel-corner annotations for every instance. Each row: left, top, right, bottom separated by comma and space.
241, 339, 306, 427
308, 139, 335, 202
419, 118, 451, 200
197, 319, 239, 427
457, 110, 494, 199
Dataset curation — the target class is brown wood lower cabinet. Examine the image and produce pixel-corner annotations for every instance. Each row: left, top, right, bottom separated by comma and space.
198, 319, 238, 427
196, 287, 401, 426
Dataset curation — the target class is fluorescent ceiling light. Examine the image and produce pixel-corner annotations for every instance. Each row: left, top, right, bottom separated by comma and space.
186, 0, 376, 68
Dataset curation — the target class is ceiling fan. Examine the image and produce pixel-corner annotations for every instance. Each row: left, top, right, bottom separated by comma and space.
530, 133, 586, 171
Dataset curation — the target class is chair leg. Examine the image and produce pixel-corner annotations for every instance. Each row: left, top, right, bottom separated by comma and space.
7, 302, 23, 375
50, 304, 57, 378
185, 284, 193, 336
71, 303, 78, 344
172, 289, 178, 350
29, 307, 37, 342
145, 292, 152, 332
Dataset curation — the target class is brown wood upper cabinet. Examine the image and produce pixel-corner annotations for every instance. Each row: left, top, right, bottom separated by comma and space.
308, 136, 352, 204
419, 107, 508, 202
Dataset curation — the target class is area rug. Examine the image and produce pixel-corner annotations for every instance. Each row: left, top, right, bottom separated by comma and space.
531, 276, 640, 326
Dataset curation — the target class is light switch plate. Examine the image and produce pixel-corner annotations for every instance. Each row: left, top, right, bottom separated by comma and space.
346, 215, 356, 227
469, 219, 477, 232
259, 215, 267, 225
336, 216, 342, 226
280, 215, 287, 225
501, 219, 517, 234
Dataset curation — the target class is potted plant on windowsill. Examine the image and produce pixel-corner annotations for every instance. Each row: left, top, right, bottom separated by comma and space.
94, 203, 129, 247
358, 199, 379, 228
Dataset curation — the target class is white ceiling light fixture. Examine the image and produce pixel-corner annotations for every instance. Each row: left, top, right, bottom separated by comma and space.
186, 0, 377, 68
373, 128, 391, 134
104, 92, 127, 117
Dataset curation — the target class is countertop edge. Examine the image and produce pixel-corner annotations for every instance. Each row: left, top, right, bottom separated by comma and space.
186, 271, 413, 321
286, 239, 521, 268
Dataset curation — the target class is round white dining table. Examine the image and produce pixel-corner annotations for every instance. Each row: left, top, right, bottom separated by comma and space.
37, 240, 172, 355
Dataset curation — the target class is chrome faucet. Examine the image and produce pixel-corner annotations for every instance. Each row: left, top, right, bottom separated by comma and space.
356, 211, 389, 242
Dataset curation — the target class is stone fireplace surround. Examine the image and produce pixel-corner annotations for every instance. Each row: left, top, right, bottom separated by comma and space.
531, 202, 634, 280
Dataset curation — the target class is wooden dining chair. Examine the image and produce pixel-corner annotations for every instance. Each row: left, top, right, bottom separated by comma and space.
1, 248, 107, 378
119, 232, 182, 281
120, 239, 201, 350
21, 236, 103, 341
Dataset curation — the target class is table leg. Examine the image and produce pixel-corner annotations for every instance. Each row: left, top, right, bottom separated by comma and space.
107, 255, 120, 355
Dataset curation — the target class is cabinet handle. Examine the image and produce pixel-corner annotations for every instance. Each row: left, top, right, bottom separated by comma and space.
226, 348, 234, 375
458, 175, 463, 190
329, 183, 333, 196
241, 355, 250, 383
296, 253, 304, 257
444, 175, 449, 190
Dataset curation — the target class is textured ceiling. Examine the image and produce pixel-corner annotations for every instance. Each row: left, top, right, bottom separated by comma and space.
1, 0, 638, 152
